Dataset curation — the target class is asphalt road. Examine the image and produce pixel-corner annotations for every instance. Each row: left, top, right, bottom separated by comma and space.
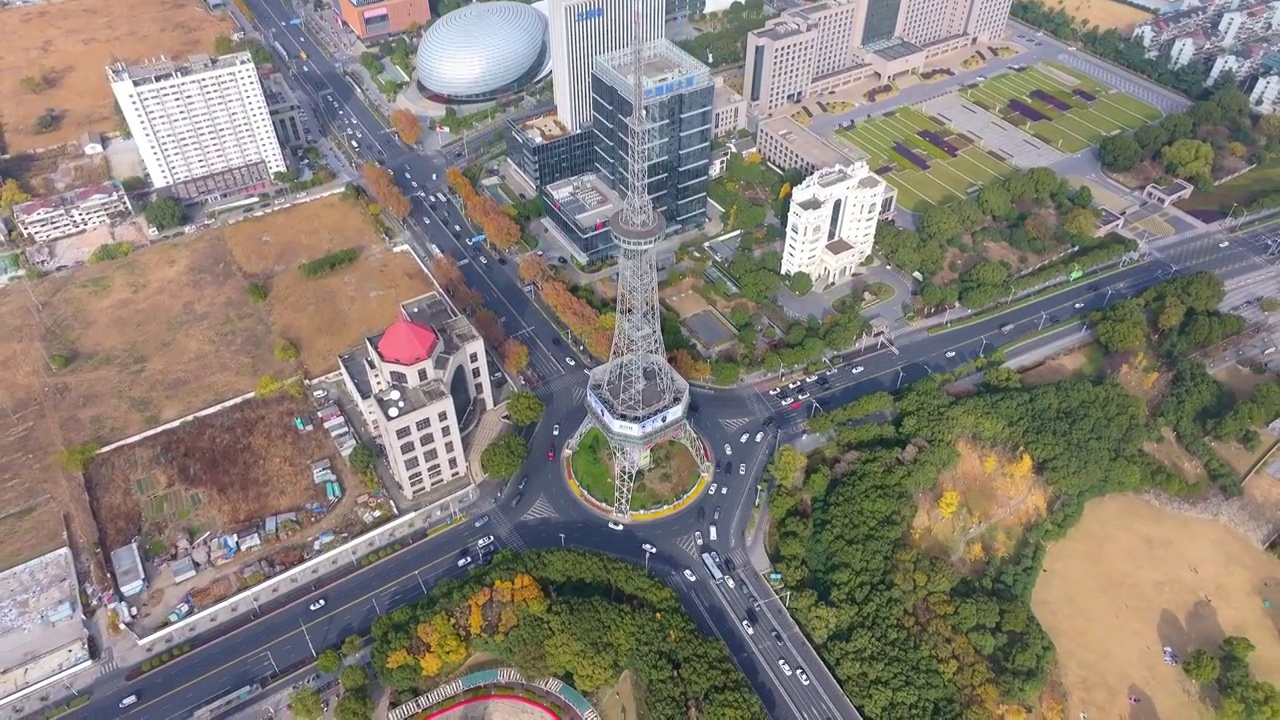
58, 4, 1280, 718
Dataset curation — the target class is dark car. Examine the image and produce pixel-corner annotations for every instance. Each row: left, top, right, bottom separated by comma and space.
511, 492, 524, 506
552, 337, 562, 346
497, 256, 507, 265
771, 629, 784, 645
558, 256, 568, 265
518, 475, 529, 491
762, 416, 777, 428
698, 506, 707, 522
713, 506, 722, 521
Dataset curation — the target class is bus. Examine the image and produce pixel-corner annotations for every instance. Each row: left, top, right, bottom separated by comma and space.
467, 234, 487, 246
700, 552, 724, 584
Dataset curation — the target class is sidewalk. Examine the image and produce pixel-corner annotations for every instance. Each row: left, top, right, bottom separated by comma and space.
466, 409, 511, 486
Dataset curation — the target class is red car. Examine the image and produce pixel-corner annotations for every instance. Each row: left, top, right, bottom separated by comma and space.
548, 443, 556, 460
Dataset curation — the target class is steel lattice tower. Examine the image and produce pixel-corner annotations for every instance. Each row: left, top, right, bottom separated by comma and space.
566, 18, 706, 519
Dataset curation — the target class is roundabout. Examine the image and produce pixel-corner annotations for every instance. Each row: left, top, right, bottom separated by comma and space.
564, 427, 711, 520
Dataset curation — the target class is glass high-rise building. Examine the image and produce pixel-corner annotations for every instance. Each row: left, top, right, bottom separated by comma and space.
589, 39, 713, 234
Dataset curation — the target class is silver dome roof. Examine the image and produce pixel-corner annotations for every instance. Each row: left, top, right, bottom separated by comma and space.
415, 2, 548, 98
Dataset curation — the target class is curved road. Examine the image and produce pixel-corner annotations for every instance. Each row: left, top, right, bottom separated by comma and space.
54, 1, 1280, 717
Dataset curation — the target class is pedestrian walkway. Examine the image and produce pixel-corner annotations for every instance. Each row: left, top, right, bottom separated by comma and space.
490, 508, 528, 552
674, 532, 703, 558
535, 372, 585, 401
521, 495, 557, 521
465, 410, 510, 486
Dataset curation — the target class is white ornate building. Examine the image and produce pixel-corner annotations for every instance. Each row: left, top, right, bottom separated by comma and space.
781, 162, 887, 291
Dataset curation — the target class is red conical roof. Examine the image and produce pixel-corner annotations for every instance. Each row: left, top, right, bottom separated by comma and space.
377, 317, 438, 365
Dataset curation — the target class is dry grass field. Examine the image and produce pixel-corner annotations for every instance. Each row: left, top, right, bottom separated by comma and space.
1032, 495, 1279, 719
0, 0, 232, 154
0, 197, 429, 573
1046, 0, 1153, 32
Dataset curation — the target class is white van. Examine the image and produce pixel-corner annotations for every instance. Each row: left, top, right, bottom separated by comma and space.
708, 524, 718, 542
119, 694, 139, 708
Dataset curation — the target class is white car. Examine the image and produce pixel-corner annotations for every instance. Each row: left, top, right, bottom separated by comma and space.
778, 658, 793, 676
723, 443, 732, 456
724, 575, 736, 589
403, 171, 412, 179
565, 357, 577, 366
1073, 302, 1085, 309
851, 365, 865, 374
607, 521, 625, 530
309, 599, 326, 611
695, 531, 704, 546
421, 216, 431, 225
1218, 240, 1230, 248
804, 374, 818, 382
944, 351, 957, 358
754, 431, 764, 443
825, 367, 838, 375
796, 668, 810, 686
478, 255, 488, 265
797, 391, 811, 400
456, 556, 472, 568
553, 424, 560, 436
740, 432, 750, 443
780, 396, 794, 405
311, 389, 328, 399
411, 181, 419, 188
738, 464, 746, 476
641, 543, 657, 553
683, 568, 698, 582
786, 380, 802, 390
477, 535, 494, 549
768, 387, 781, 395
741, 619, 755, 635
707, 483, 718, 495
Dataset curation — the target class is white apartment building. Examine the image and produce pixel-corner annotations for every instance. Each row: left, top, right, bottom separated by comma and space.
339, 294, 495, 499
108, 52, 287, 201
781, 162, 887, 291
547, 0, 663, 131
13, 182, 134, 243
1249, 72, 1280, 112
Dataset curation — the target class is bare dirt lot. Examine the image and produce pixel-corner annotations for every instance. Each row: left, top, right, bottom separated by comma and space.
84, 394, 339, 549
660, 278, 711, 320
0, 144, 110, 197
1032, 494, 1280, 719
1019, 343, 1103, 386
1047, 0, 1153, 31
0, 197, 429, 573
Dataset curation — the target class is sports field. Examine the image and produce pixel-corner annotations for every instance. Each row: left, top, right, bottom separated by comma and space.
834, 107, 1013, 212
962, 63, 1160, 153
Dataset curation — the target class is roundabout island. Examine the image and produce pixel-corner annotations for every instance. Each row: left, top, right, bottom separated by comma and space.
566, 427, 709, 518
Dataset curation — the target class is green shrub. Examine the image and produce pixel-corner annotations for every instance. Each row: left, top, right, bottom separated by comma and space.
87, 242, 133, 264
275, 339, 299, 362
48, 353, 70, 371
58, 442, 100, 473
247, 282, 269, 303
298, 248, 359, 278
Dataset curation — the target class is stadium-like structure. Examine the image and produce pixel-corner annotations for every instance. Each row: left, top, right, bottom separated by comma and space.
413, 2, 550, 103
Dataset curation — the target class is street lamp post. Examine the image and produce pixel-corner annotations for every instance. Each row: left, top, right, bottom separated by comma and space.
1038, 311, 1048, 331
644, 550, 651, 573
414, 569, 427, 594
558, 533, 565, 547
300, 621, 317, 658
1104, 287, 1114, 306
896, 368, 905, 389
979, 336, 989, 357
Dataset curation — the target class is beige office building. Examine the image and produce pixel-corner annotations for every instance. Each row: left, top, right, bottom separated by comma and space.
340, 293, 494, 499
781, 162, 888, 289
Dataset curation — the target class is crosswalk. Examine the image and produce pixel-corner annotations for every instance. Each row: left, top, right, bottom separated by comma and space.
721, 417, 753, 432
535, 372, 587, 401
675, 532, 702, 557
521, 495, 557, 521
490, 508, 528, 552
97, 649, 117, 676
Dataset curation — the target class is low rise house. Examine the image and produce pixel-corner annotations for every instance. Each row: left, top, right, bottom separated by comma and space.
13, 182, 133, 243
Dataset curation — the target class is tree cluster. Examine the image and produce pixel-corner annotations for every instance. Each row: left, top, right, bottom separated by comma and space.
766, 355, 1207, 716
360, 162, 410, 220
1183, 636, 1280, 717
676, 0, 770, 69
480, 434, 528, 478
389, 108, 422, 145
540, 278, 613, 360
1098, 87, 1258, 188
143, 197, 186, 231
371, 551, 764, 718
0, 177, 30, 209
444, 166, 520, 251
505, 391, 544, 427
1092, 271, 1245, 357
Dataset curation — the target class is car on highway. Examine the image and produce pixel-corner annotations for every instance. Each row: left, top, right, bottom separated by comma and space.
403, 171, 412, 179
707, 482, 718, 495
683, 568, 698, 582
778, 658, 793, 675
797, 391, 811, 400
851, 365, 865, 374
796, 668, 811, 686
473, 515, 491, 528
723, 443, 732, 455
478, 255, 488, 265
518, 475, 529, 491
308, 599, 326, 611
698, 506, 707, 521
780, 396, 794, 404
607, 520, 625, 530
768, 387, 781, 395
771, 629, 784, 645
724, 574, 735, 588
1074, 301, 1085, 308
804, 374, 818, 382
549, 424, 560, 438
695, 531, 704, 546
1218, 240, 1230, 248
477, 535, 495, 549
565, 356, 577, 366
754, 431, 764, 443
786, 380, 802, 389
510, 492, 523, 506
825, 367, 838, 375
119, 694, 139, 708
641, 543, 657, 553
710, 550, 721, 564
817, 376, 829, 387
739, 432, 750, 443
738, 463, 746, 476
456, 556, 472, 568
411, 181, 418, 188
741, 619, 755, 635
547, 444, 556, 460
713, 506, 721, 521
944, 350, 956, 358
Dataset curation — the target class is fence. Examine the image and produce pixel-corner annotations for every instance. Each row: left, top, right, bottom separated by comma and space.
389, 667, 599, 720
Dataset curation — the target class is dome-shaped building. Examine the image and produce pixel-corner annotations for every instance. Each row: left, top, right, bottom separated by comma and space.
414, 2, 550, 103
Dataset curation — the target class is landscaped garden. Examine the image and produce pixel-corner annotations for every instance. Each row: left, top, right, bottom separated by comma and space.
570, 428, 700, 510
836, 107, 1013, 212
962, 63, 1160, 153
707, 152, 790, 231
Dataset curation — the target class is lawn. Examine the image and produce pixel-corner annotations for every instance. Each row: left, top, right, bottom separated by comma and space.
962, 64, 1160, 153
571, 428, 698, 510
0, 196, 429, 576
0, 0, 232, 153
1176, 158, 1280, 221
835, 107, 1014, 212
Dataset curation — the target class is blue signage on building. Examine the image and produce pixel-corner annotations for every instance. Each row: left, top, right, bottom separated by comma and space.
644, 75, 696, 99
575, 7, 603, 21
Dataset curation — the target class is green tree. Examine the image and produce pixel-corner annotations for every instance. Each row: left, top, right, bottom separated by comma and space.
481, 434, 528, 478
982, 366, 1023, 390
1094, 299, 1149, 353
1183, 648, 1221, 685
1161, 139, 1214, 180
247, 282, 269, 303
288, 685, 323, 720
1098, 133, 1142, 172
789, 271, 813, 296
349, 443, 376, 473
506, 391, 545, 427
1061, 207, 1098, 237
334, 689, 375, 720
338, 664, 369, 692
275, 339, 299, 362
341, 635, 364, 657
316, 649, 342, 674
58, 442, 100, 473
0, 178, 30, 208
1261, 298, 1280, 313
767, 444, 807, 491
143, 197, 186, 231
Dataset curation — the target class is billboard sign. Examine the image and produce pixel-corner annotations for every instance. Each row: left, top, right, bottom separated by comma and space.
575, 7, 603, 21
644, 75, 696, 100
